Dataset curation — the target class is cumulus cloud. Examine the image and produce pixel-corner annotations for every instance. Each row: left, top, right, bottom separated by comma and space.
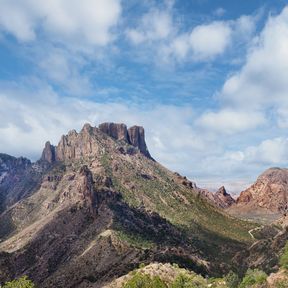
0, 0, 122, 45
221, 6, 288, 112
125, 1, 257, 63
0, 83, 204, 167
126, 9, 173, 44
197, 109, 266, 134
189, 22, 232, 60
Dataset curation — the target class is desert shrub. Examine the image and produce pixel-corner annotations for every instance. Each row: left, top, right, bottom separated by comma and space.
275, 279, 288, 288
123, 272, 167, 288
171, 273, 206, 288
225, 271, 240, 288
239, 269, 267, 288
2, 276, 35, 288
280, 241, 288, 269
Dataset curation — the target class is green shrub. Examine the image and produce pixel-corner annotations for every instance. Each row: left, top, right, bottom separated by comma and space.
225, 271, 240, 288
239, 269, 267, 288
171, 273, 206, 288
2, 276, 35, 288
123, 272, 167, 288
276, 279, 288, 288
280, 241, 288, 269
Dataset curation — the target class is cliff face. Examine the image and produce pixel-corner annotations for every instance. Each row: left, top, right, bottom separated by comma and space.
41, 141, 56, 163
197, 186, 235, 209
127, 125, 151, 158
0, 154, 41, 213
98, 122, 130, 142
236, 168, 288, 213
41, 122, 153, 163
214, 186, 235, 208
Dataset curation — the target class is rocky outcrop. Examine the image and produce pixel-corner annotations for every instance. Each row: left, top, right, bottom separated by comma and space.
127, 126, 151, 158
41, 141, 56, 163
99, 123, 130, 142
55, 124, 101, 161
236, 168, 288, 213
41, 123, 153, 163
99, 122, 152, 158
214, 186, 235, 208
197, 186, 235, 209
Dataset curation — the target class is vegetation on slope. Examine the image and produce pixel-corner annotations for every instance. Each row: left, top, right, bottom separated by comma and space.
1, 276, 35, 288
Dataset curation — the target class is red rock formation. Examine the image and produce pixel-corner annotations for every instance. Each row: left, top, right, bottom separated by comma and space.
41, 123, 153, 162
128, 125, 152, 159
99, 122, 130, 142
214, 186, 235, 208
236, 168, 288, 213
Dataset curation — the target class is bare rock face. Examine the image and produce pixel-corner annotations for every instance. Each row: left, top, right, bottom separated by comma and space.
55, 124, 101, 161
227, 167, 288, 221
198, 186, 235, 209
128, 126, 151, 159
214, 186, 235, 208
41, 141, 56, 163
40, 122, 153, 163
99, 122, 130, 142
236, 168, 288, 213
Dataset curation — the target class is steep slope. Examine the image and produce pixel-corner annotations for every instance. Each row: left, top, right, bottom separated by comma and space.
0, 154, 43, 214
0, 123, 257, 287
227, 168, 288, 222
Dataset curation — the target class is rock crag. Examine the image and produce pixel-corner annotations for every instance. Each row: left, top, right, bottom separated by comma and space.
41, 122, 153, 163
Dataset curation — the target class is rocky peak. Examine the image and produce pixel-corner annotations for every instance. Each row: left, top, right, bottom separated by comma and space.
40, 122, 153, 163
127, 125, 151, 158
41, 141, 56, 163
216, 186, 228, 196
0, 153, 31, 172
214, 186, 235, 208
198, 186, 235, 209
236, 167, 288, 213
99, 122, 130, 142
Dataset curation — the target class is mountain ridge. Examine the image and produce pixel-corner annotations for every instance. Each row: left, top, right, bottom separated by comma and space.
0, 122, 283, 287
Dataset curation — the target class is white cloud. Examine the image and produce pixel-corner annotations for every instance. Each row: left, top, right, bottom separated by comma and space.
38, 49, 92, 95
126, 9, 173, 44
189, 22, 232, 60
221, 6, 288, 111
197, 109, 266, 134
0, 0, 121, 45
244, 138, 288, 165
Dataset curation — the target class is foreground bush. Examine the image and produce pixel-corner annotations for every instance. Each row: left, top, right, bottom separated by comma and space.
279, 241, 288, 269
239, 269, 267, 288
2, 276, 35, 288
225, 271, 240, 288
123, 273, 167, 288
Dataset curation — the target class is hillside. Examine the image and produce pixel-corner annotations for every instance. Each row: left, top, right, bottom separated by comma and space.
0, 122, 274, 287
227, 168, 288, 223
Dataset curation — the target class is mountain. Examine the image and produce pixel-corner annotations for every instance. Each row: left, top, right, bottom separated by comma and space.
227, 168, 288, 223
0, 123, 279, 287
199, 186, 235, 209
0, 154, 43, 214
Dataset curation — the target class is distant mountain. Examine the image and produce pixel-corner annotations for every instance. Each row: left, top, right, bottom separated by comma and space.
199, 186, 235, 209
0, 123, 282, 287
0, 153, 42, 214
227, 168, 288, 222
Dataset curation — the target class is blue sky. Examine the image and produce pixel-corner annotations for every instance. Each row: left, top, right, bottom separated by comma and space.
0, 0, 288, 193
